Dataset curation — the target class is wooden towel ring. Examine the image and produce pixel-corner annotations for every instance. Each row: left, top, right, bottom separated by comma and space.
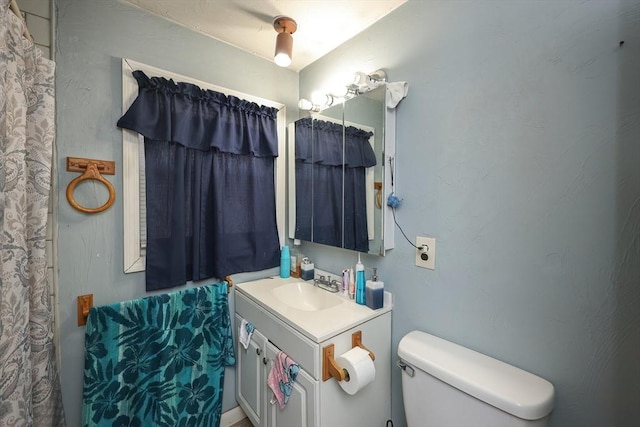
66, 158, 116, 214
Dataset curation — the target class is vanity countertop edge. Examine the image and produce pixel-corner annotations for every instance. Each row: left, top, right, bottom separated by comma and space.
235, 274, 392, 343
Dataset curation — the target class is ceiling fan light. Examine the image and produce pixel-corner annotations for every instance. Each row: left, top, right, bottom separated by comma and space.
274, 32, 293, 67
273, 16, 296, 68
274, 53, 291, 67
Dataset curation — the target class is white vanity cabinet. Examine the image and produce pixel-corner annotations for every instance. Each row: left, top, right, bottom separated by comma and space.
234, 277, 392, 427
264, 341, 317, 427
235, 312, 318, 427
235, 314, 268, 427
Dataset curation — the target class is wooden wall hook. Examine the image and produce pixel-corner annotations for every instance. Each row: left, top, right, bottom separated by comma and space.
77, 294, 93, 326
224, 275, 233, 293
66, 157, 116, 214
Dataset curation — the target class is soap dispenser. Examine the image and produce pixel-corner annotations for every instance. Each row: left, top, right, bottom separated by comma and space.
290, 239, 303, 278
365, 268, 384, 310
301, 257, 314, 281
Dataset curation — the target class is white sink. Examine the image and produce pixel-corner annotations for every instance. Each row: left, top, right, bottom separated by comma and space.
271, 282, 344, 312
236, 275, 392, 342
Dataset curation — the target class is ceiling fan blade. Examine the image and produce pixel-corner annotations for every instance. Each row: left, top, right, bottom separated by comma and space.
232, 3, 278, 25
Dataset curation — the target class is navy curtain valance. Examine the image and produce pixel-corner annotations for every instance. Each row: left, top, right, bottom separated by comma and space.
116, 71, 280, 291
117, 70, 279, 157
295, 117, 376, 168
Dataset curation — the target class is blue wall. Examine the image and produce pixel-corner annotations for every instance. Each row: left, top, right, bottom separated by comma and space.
54, 1, 297, 425
55, 1, 639, 426
300, 1, 640, 426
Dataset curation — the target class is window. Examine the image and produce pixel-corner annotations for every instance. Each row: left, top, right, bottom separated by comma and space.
121, 59, 286, 273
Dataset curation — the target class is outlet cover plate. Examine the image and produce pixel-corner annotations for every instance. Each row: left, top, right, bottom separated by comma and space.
415, 236, 436, 270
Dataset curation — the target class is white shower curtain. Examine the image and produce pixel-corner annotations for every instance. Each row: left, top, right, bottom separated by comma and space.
0, 1, 65, 425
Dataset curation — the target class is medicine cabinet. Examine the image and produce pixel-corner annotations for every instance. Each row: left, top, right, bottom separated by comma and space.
288, 85, 396, 256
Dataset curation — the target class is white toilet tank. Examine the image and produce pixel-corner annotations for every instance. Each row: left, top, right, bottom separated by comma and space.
398, 331, 554, 427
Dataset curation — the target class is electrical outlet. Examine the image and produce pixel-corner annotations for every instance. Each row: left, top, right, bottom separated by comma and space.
415, 236, 436, 270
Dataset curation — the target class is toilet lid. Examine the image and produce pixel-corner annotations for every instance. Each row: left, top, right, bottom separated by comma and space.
398, 331, 555, 420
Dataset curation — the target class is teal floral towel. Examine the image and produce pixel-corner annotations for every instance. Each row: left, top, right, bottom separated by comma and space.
82, 282, 235, 427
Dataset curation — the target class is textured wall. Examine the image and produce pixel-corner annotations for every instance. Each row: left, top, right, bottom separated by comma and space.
299, 1, 640, 426
54, 0, 640, 425
54, 1, 298, 425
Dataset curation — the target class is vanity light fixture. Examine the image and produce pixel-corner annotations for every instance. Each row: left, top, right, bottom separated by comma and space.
298, 69, 388, 112
273, 16, 297, 67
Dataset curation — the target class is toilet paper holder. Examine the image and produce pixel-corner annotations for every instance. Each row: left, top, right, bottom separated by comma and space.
322, 330, 375, 382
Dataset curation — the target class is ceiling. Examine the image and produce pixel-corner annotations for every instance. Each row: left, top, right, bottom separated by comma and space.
122, 0, 407, 71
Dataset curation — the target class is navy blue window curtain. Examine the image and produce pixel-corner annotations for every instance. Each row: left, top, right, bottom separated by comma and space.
117, 71, 280, 291
295, 118, 375, 252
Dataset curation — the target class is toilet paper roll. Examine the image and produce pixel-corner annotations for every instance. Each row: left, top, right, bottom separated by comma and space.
336, 347, 376, 395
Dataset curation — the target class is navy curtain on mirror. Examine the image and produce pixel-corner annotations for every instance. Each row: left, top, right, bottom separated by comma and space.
295, 118, 375, 252
293, 118, 315, 243
117, 71, 280, 291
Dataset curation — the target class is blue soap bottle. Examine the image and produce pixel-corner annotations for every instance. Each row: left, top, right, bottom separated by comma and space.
280, 245, 290, 278
355, 253, 366, 305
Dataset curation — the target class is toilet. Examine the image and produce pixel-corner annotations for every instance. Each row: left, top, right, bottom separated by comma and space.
398, 330, 555, 427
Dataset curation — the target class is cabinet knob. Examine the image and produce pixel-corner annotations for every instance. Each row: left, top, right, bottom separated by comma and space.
263, 357, 268, 365
256, 348, 262, 356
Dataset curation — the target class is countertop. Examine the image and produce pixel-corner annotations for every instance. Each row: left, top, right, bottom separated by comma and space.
235, 274, 392, 342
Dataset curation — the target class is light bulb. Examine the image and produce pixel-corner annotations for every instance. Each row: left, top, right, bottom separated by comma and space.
298, 99, 313, 111
310, 91, 325, 106
274, 53, 291, 67
311, 91, 334, 107
330, 85, 349, 97
353, 71, 368, 87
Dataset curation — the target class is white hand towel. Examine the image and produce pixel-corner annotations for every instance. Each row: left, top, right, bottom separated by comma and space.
239, 319, 255, 350
386, 81, 409, 108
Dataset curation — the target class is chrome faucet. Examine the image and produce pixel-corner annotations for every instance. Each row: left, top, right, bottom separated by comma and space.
314, 275, 340, 293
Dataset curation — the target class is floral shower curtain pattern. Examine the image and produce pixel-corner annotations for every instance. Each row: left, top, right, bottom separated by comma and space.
0, 1, 65, 425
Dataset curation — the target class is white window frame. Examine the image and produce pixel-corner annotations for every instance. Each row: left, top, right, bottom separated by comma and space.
121, 59, 286, 273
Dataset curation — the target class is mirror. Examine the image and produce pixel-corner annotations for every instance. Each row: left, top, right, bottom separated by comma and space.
288, 85, 396, 256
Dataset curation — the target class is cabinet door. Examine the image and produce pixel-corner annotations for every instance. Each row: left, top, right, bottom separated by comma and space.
265, 342, 319, 427
236, 314, 268, 427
